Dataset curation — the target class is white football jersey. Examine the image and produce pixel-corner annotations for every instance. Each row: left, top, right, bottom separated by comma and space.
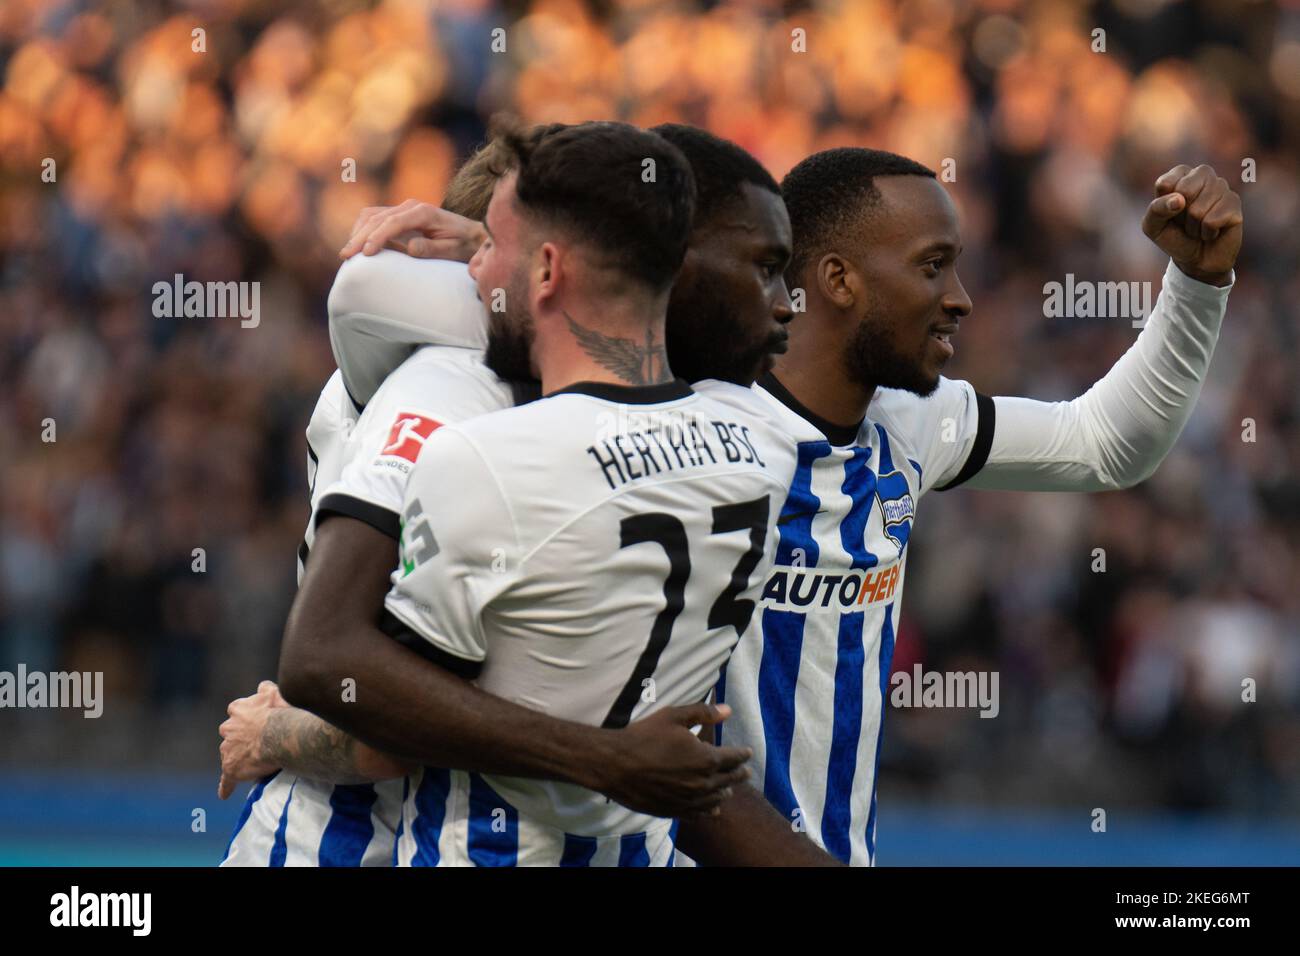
313, 346, 518, 537
714, 372, 993, 866
384, 378, 798, 866
298, 370, 355, 582
223, 347, 516, 867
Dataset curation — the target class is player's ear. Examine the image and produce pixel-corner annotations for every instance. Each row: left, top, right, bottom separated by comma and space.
817, 252, 858, 310
534, 241, 560, 301
538, 242, 555, 281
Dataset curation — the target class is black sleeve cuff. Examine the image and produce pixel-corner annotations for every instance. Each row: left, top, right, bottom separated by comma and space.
935, 392, 995, 492
379, 609, 483, 680
316, 493, 401, 540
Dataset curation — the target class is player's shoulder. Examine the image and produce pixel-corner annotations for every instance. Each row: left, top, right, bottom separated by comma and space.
452, 378, 693, 434
305, 369, 354, 462
753, 373, 947, 469
409, 379, 560, 470
428, 378, 727, 486
309, 369, 352, 426
747, 380, 830, 444
692, 377, 778, 420
452, 378, 780, 445
868, 375, 975, 428
690, 378, 800, 460
750, 375, 880, 450
391, 342, 496, 378
368, 345, 513, 416
341, 347, 512, 472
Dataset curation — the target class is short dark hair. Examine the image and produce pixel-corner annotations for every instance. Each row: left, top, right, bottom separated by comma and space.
492, 119, 696, 293
650, 124, 780, 228
781, 147, 936, 283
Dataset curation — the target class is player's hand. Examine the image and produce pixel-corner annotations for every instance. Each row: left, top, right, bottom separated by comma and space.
1142, 164, 1242, 287
217, 680, 288, 800
592, 703, 752, 819
339, 200, 487, 262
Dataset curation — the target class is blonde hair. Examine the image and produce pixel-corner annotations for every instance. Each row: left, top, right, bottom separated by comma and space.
441, 118, 570, 221
441, 137, 515, 220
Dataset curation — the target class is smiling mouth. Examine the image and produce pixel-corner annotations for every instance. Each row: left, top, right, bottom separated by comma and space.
929, 325, 957, 359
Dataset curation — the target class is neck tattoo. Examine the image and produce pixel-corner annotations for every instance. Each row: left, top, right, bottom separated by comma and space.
563, 311, 671, 386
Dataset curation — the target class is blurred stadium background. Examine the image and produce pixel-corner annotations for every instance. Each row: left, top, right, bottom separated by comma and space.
1, 0, 1298, 865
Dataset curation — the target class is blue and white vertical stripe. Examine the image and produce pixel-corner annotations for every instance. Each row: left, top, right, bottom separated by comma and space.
718, 432, 915, 866
394, 768, 680, 867
222, 773, 405, 867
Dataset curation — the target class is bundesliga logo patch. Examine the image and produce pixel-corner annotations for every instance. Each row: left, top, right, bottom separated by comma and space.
381, 412, 442, 462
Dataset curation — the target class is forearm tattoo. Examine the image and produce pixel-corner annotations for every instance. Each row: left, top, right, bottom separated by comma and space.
261, 708, 371, 785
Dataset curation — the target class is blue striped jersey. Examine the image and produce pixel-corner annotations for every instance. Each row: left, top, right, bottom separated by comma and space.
394, 769, 680, 867
222, 772, 406, 867
715, 372, 992, 866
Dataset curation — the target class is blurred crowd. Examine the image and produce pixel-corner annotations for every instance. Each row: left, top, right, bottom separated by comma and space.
1, 0, 1297, 818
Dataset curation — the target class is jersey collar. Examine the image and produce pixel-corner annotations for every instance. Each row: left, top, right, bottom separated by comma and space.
546, 379, 693, 404
759, 371, 863, 446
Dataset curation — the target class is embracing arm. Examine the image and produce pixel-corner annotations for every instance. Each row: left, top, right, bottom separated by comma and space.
328, 204, 489, 407
275, 515, 751, 819
677, 784, 843, 866
216, 679, 412, 798
274, 522, 815, 860
328, 252, 488, 407
261, 706, 411, 783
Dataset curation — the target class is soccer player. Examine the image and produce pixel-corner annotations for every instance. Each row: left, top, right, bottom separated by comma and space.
277, 120, 809, 865
227, 121, 838, 865
218, 140, 520, 866
220, 127, 769, 866
713, 151, 1239, 864
323, 145, 1240, 867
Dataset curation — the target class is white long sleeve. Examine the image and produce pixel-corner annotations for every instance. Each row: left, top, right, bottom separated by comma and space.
966, 260, 1233, 492
327, 252, 488, 407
